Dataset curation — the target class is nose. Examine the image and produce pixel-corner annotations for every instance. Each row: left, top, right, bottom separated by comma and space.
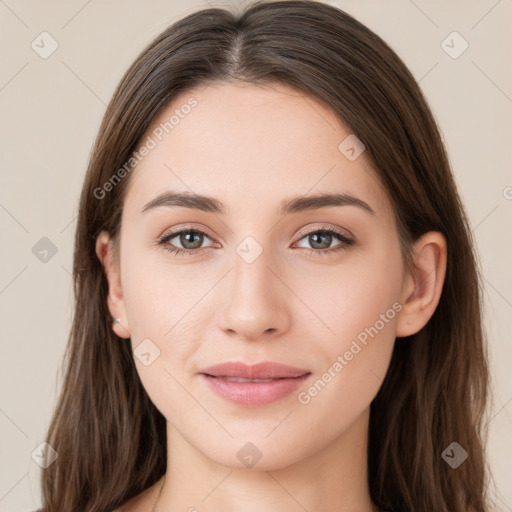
217, 244, 291, 341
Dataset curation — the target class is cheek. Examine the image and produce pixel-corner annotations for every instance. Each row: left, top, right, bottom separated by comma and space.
296, 241, 403, 397
295, 239, 403, 341
119, 243, 214, 387
120, 238, 200, 336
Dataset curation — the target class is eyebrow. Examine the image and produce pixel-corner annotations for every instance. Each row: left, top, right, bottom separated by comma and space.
141, 191, 375, 217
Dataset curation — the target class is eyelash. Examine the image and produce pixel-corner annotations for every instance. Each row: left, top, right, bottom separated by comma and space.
157, 226, 355, 257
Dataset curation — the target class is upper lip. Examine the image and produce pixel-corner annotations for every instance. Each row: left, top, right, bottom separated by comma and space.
199, 362, 310, 379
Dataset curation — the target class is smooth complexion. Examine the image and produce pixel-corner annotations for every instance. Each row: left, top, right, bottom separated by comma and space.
96, 81, 447, 512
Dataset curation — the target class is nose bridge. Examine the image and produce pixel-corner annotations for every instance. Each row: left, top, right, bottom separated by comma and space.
233, 246, 273, 300
218, 234, 290, 339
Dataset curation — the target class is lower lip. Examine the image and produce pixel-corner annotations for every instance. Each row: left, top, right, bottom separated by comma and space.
200, 373, 311, 406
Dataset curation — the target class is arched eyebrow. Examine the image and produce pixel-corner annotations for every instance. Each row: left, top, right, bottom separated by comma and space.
141, 191, 375, 217
280, 193, 375, 216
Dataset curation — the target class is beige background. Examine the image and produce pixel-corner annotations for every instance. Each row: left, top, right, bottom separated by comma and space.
0, 0, 511, 510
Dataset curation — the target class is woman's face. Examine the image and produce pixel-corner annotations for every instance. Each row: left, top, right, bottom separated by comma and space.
111, 81, 407, 469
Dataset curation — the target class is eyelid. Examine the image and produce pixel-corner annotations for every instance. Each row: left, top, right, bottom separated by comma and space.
159, 223, 217, 242
293, 225, 354, 245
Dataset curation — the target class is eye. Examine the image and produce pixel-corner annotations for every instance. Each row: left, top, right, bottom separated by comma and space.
293, 227, 354, 256
158, 228, 216, 256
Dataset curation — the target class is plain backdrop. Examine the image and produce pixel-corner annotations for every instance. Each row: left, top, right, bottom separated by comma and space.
0, 0, 511, 510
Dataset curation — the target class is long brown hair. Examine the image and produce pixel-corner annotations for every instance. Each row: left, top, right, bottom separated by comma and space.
39, 1, 494, 510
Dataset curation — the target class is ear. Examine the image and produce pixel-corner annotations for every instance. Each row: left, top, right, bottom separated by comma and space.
95, 230, 130, 339
396, 231, 447, 337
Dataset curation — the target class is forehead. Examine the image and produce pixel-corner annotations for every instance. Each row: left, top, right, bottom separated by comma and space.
124, 81, 390, 220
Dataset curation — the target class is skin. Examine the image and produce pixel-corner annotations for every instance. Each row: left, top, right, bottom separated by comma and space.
96, 81, 447, 512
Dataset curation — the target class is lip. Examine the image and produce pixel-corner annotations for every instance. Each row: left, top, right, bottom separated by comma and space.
199, 361, 310, 379
198, 362, 311, 407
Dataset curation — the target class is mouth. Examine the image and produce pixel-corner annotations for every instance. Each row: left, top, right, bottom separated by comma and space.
197, 362, 312, 406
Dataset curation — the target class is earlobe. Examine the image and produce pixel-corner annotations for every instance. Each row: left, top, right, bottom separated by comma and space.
95, 231, 131, 339
395, 232, 447, 338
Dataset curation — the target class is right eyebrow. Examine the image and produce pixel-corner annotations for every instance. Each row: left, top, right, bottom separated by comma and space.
141, 190, 226, 215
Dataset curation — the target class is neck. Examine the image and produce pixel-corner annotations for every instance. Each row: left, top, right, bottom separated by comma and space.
155, 407, 377, 512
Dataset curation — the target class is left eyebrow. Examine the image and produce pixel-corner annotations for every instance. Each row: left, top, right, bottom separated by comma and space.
141, 190, 375, 217
279, 193, 375, 216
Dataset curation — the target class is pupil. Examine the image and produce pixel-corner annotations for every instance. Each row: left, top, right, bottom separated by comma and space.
181, 231, 203, 249
310, 232, 331, 249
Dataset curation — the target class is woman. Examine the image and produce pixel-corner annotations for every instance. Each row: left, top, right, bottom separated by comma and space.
38, 1, 493, 511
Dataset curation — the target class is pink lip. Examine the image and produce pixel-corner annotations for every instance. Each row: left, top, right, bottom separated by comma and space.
198, 362, 311, 407
199, 361, 310, 379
